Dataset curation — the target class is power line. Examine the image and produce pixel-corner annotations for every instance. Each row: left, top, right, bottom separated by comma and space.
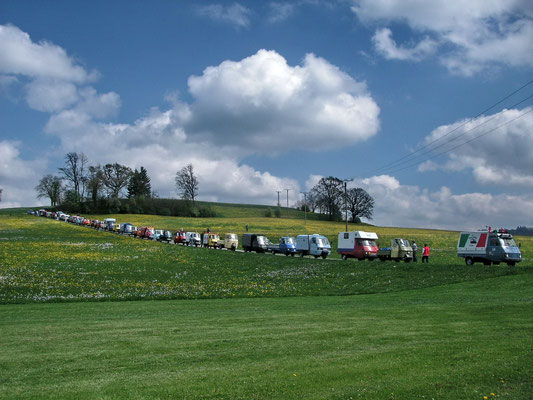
372, 93, 533, 175
367, 78, 533, 176
389, 107, 533, 174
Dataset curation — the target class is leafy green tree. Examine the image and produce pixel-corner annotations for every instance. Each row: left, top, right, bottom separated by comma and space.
311, 176, 343, 220
127, 167, 151, 198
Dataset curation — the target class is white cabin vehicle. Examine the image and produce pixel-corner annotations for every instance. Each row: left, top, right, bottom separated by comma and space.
296, 234, 331, 259
457, 229, 522, 266
186, 232, 201, 246
103, 218, 116, 229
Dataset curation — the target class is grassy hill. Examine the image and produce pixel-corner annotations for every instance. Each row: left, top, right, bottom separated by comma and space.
1, 209, 532, 399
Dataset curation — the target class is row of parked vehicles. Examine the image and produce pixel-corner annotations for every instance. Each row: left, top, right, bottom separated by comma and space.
32, 209, 522, 265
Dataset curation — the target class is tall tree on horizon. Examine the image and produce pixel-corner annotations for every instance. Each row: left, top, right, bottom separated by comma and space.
35, 175, 63, 206
344, 187, 374, 222
127, 166, 152, 198
175, 164, 199, 205
102, 163, 133, 198
311, 176, 343, 220
58, 152, 88, 201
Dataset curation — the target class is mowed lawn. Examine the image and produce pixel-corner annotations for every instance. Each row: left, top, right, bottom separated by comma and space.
1, 274, 532, 399
1, 210, 533, 399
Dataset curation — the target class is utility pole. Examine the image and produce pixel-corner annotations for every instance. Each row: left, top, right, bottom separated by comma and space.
284, 188, 290, 218
342, 179, 353, 232
276, 191, 281, 207
300, 191, 307, 225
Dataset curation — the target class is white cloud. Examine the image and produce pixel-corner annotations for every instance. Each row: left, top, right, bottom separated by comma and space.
185, 49, 380, 152
0, 141, 47, 208
420, 107, 533, 187
0, 24, 95, 82
352, 0, 533, 75
196, 3, 252, 28
372, 28, 437, 61
352, 175, 533, 230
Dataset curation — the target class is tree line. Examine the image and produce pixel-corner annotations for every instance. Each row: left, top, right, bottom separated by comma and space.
35, 152, 209, 216
35, 153, 374, 222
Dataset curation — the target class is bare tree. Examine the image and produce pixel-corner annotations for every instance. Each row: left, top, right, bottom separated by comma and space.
175, 164, 199, 204
35, 175, 63, 206
311, 176, 343, 220
58, 152, 88, 200
102, 163, 133, 198
344, 187, 374, 222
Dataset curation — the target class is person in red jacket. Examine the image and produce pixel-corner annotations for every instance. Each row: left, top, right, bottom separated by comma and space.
422, 244, 430, 263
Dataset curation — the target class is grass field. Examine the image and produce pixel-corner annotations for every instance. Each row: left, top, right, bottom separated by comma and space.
1, 208, 532, 399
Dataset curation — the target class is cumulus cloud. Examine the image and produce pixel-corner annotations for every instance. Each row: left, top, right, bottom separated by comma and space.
0, 141, 47, 208
196, 3, 252, 28
352, 175, 533, 230
351, 0, 533, 75
185, 49, 380, 152
419, 107, 533, 187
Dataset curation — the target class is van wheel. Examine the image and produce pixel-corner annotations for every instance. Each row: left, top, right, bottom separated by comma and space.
299, 252, 304, 258
291, 253, 295, 257
272, 251, 276, 255
465, 257, 474, 266
314, 255, 319, 259
321, 254, 327, 259
342, 254, 347, 261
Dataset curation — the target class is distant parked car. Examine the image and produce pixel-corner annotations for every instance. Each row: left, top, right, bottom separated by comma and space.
185, 232, 201, 246
156, 230, 173, 243
174, 231, 187, 245
218, 233, 238, 251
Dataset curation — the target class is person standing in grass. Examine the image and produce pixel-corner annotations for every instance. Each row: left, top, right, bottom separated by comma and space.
422, 244, 430, 263
412, 240, 418, 262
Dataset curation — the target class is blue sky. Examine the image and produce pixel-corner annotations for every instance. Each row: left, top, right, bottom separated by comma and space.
1, 0, 532, 230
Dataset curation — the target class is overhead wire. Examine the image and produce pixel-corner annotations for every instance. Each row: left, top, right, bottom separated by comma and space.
366, 78, 533, 176
387, 106, 533, 174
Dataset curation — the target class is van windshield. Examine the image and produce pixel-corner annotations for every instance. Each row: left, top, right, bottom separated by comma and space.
317, 238, 330, 247
285, 237, 295, 244
500, 238, 517, 247
398, 239, 410, 247
363, 240, 377, 247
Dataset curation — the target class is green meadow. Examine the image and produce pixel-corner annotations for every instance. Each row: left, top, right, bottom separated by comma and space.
1, 208, 532, 399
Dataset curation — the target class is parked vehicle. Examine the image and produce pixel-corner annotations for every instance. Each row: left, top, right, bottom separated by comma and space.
113, 223, 121, 233
218, 233, 239, 251
129, 226, 137, 236
242, 233, 269, 253
377, 238, 413, 262
156, 230, 173, 243
296, 234, 331, 259
174, 231, 187, 245
142, 227, 155, 239
120, 223, 134, 234
185, 232, 201, 246
153, 229, 164, 241
103, 218, 116, 230
267, 236, 297, 256
203, 233, 220, 248
457, 229, 522, 266
337, 231, 379, 261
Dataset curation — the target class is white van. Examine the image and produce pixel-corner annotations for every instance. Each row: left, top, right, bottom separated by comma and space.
296, 234, 331, 259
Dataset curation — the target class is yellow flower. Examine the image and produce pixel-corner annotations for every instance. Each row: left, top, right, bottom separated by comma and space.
484, 397, 488, 400
491, 394, 495, 397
